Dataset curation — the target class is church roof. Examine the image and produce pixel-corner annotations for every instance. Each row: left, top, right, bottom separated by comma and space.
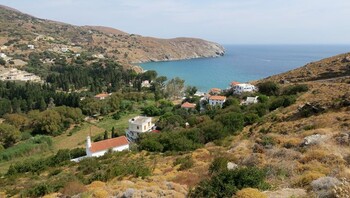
90, 136, 129, 153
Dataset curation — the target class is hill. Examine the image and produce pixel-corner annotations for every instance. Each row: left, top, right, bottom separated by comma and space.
0, 5, 224, 64
259, 52, 350, 83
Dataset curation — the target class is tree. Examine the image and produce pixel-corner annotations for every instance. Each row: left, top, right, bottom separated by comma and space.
0, 57, 6, 65
35, 110, 63, 135
104, 130, 108, 140
0, 123, 21, 148
216, 112, 244, 134
38, 98, 47, 111
3, 113, 30, 130
257, 81, 280, 96
111, 127, 116, 138
165, 77, 185, 100
185, 86, 198, 97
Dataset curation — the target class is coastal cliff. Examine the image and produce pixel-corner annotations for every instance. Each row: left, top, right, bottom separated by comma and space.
0, 5, 225, 65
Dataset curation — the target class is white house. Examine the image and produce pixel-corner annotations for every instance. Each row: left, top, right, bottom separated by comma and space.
242, 96, 259, 105
0, 53, 7, 59
125, 116, 155, 142
27, 45, 35, 50
232, 83, 257, 94
85, 135, 129, 157
208, 95, 227, 108
141, 80, 151, 88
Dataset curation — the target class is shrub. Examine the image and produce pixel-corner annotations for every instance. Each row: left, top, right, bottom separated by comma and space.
269, 95, 296, 111
294, 171, 325, 187
236, 188, 267, 198
209, 157, 229, 175
216, 112, 244, 134
173, 156, 194, 171
189, 167, 269, 197
282, 84, 308, 95
258, 81, 279, 96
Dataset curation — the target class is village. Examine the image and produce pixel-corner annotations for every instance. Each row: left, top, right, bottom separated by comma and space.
72, 81, 259, 162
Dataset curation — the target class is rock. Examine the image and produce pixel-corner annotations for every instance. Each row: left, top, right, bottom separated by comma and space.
311, 177, 341, 198
227, 162, 238, 170
122, 188, 135, 198
302, 134, 327, 146
335, 132, 350, 145
341, 56, 350, 63
298, 102, 326, 117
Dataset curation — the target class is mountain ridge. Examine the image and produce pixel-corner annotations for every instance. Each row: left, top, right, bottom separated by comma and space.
0, 5, 225, 65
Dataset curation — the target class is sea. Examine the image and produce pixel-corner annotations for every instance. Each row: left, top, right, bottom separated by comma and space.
140, 45, 350, 92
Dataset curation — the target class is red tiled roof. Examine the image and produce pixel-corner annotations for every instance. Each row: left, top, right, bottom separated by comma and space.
152, 130, 160, 133
94, 93, 110, 98
181, 102, 196, 108
209, 88, 221, 93
90, 136, 129, 153
230, 81, 240, 86
209, 95, 227, 101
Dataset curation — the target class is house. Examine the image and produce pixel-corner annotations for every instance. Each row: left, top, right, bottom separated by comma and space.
208, 95, 227, 108
181, 102, 196, 109
141, 80, 151, 88
230, 81, 241, 87
61, 47, 69, 52
27, 45, 35, 50
125, 116, 155, 142
0, 53, 7, 59
242, 96, 259, 105
232, 83, 257, 94
209, 88, 222, 95
86, 135, 129, 157
94, 93, 110, 100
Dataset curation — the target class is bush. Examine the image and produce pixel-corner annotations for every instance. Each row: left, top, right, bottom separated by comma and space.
216, 112, 244, 134
209, 157, 229, 175
189, 167, 269, 197
258, 81, 279, 96
282, 84, 308, 95
269, 96, 296, 111
173, 156, 194, 171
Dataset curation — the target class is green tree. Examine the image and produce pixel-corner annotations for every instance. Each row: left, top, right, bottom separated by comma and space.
104, 130, 108, 140
111, 127, 116, 138
0, 123, 21, 148
257, 81, 280, 96
165, 77, 185, 100
0, 57, 6, 65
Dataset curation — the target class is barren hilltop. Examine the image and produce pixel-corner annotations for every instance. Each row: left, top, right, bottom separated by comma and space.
0, 5, 224, 64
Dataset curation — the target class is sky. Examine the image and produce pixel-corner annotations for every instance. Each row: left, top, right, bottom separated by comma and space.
1, 0, 350, 45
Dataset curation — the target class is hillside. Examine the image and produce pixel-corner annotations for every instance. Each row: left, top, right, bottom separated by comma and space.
0, 5, 225, 64
260, 52, 350, 83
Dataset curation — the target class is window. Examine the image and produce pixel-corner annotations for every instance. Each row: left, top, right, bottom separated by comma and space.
137, 126, 139, 130
144, 126, 146, 130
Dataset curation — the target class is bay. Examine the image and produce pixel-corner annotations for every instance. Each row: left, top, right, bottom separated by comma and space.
140, 45, 350, 92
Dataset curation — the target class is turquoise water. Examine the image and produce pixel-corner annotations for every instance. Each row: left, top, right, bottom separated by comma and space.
140, 45, 350, 92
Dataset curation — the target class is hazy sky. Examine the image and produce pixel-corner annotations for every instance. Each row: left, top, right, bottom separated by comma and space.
1, 0, 350, 44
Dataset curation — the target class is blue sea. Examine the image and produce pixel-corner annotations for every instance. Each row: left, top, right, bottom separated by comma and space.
140, 45, 350, 92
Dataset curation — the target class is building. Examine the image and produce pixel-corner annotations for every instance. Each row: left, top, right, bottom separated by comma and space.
0, 68, 42, 82
232, 83, 257, 94
61, 47, 69, 52
141, 80, 151, 88
181, 102, 196, 109
209, 88, 222, 95
242, 96, 259, 105
208, 95, 227, 108
94, 93, 110, 100
125, 116, 155, 142
85, 136, 129, 157
27, 45, 35, 50
0, 53, 7, 59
